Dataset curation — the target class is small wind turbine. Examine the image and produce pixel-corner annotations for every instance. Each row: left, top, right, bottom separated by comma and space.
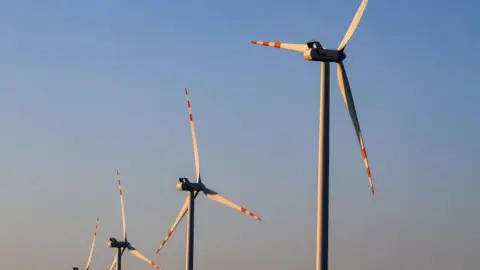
250, 1, 374, 270
108, 170, 162, 270
73, 217, 99, 270
154, 88, 261, 270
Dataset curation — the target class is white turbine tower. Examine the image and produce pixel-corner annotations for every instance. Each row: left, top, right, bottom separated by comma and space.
251, 1, 375, 270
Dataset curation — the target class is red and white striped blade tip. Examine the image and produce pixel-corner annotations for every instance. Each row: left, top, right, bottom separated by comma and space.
250, 40, 308, 53
155, 234, 170, 254
251, 40, 274, 46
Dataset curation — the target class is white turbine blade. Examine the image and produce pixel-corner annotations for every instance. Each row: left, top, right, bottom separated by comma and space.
155, 191, 199, 254
128, 245, 162, 270
251, 40, 308, 53
155, 196, 188, 254
337, 0, 369, 51
84, 217, 99, 270
336, 62, 375, 196
116, 170, 127, 240
203, 187, 262, 221
109, 248, 126, 270
109, 253, 117, 270
185, 88, 201, 183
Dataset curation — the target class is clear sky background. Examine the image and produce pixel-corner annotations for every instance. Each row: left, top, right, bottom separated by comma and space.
0, 0, 479, 269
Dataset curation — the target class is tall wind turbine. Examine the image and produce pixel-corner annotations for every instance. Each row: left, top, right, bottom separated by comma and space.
154, 88, 261, 270
73, 217, 99, 270
251, 1, 374, 270
108, 170, 162, 270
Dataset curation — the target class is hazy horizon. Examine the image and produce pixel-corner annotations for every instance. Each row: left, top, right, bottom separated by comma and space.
1, 0, 479, 269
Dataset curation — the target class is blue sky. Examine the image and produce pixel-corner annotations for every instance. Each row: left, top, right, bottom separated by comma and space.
0, 0, 479, 269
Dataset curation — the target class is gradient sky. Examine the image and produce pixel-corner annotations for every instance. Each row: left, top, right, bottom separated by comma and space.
1, 0, 479, 269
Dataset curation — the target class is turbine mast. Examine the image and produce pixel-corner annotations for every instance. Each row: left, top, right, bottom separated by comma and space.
317, 62, 330, 270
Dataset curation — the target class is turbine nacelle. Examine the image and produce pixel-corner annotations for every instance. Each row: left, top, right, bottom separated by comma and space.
177, 177, 204, 192
107, 237, 130, 248
303, 46, 347, 62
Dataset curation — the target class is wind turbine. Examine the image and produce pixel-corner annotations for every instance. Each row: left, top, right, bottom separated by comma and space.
154, 88, 261, 270
73, 217, 99, 270
251, 1, 374, 270
108, 170, 162, 270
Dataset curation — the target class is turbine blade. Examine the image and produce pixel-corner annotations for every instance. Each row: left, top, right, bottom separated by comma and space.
336, 62, 375, 196
185, 88, 202, 183
84, 217, 99, 270
155, 191, 199, 254
116, 170, 127, 240
251, 40, 308, 53
109, 248, 126, 270
128, 245, 162, 270
109, 253, 117, 270
203, 187, 261, 221
337, 0, 369, 51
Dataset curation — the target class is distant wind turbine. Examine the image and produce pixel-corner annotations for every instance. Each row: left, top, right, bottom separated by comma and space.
251, 1, 375, 270
154, 88, 261, 270
108, 170, 162, 270
73, 217, 99, 270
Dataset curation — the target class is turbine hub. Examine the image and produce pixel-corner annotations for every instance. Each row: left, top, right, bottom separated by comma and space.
107, 237, 117, 247
176, 182, 187, 191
